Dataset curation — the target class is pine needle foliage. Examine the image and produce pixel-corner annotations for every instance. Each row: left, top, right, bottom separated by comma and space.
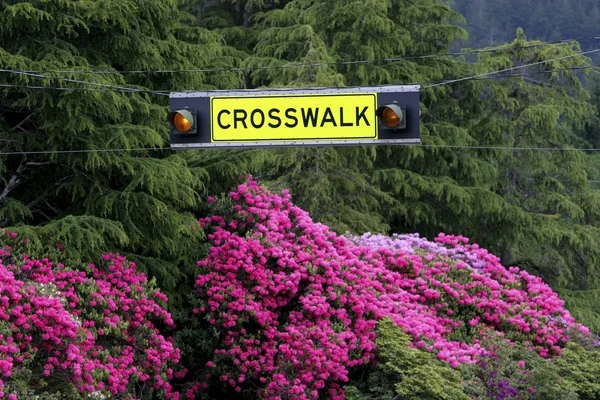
184, 2, 600, 329
194, 0, 475, 235
466, 31, 600, 299
0, 0, 245, 306
374, 31, 600, 329
3, 0, 600, 331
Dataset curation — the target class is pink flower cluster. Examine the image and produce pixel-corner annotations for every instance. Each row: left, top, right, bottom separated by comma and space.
0, 230, 181, 399
350, 232, 590, 357
193, 178, 589, 400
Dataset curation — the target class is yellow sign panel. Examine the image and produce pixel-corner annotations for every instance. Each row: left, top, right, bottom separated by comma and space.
210, 93, 378, 142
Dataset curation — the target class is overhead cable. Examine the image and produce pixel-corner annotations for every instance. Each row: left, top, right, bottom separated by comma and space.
424, 48, 600, 88
0, 64, 597, 94
3, 144, 600, 157
2, 35, 599, 76
0, 69, 169, 96
0, 83, 169, 94
0, 147, 172, 156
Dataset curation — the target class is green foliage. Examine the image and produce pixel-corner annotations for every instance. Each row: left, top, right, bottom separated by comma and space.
193, 3, 600, 334
1, 2, 599, 390
345, 318, 469, 400
141, 0, 600, 330
579, 79, 600, 148
458, 32, 598, 284
458, 329, 600, 400
459, 335, 572, 399
562, 289, 600, 333
0, 0, 246, 307
551, 342, 600, 399
195, 0, 477, 235
375, 32, 600, 329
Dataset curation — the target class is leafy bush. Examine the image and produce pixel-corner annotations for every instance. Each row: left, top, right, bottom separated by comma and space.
350, 232, 591, 359
352, 322, 600, 400
458, 329, 600, 400
0, 230, 182, 399
2, 178, 595, 400
181, 178, 593, 399
548, 341, 600, 399
345, 318, 469, 400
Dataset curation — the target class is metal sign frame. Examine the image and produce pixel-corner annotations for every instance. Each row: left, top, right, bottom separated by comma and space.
169, 85, 420, 149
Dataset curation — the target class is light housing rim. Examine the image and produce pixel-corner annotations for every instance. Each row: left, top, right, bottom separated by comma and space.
167, 109, 196, 133
376, 104, 405, 130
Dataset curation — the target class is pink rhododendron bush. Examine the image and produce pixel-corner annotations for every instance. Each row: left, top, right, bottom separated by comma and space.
188, 178, 592, 400
0, 231, 181, 400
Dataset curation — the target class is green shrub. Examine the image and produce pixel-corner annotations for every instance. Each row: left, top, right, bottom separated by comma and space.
345, 318, 469, 400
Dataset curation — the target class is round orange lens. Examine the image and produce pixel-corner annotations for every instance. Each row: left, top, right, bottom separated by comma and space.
173, 112, 192, 132
382, 107, 401, 128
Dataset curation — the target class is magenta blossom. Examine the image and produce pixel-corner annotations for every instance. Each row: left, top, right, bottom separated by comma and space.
0, 230, 181, 400
191, 178, 589, 399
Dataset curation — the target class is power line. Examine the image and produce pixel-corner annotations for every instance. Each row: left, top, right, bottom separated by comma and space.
2, 144, 600, 157
558, 36, 600, 42
0, 63, 597, 95
414, 64, 600, 86
0, 147, 171, 156
0, 69, 169, 96
0, 83, 168, 94
0, 40, 597, 96
424, 48, 600, 88
475, 64, 600, 78
5, 35, 600, 76
420, 144, 600, 151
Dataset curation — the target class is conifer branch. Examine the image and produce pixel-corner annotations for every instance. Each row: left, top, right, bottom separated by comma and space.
243, 0, 252, 28
0, 159, 26, 204
26, 192, 47, 212
10, 113, 35, 132
26, 161, 53, 167
20, 179, 70, 227
26, 175, 72, 211
524, 76, 551, 87
43, 198, 58, 214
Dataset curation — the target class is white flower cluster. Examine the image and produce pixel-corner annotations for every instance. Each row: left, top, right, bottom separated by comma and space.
86, 391, 108, 400
31, 282, 63, 302
30, 281, 81, 326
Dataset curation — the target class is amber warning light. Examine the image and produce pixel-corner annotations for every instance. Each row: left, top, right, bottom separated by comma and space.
376, 103, 406, 130
167, 109, 197, 134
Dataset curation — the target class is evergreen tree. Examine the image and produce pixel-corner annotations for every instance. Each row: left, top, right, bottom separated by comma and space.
185, 0, 473, 233
181, 1, 600, 330
0, 0, 244, 305
471, 31, 600, 305
578, 77, 600, 148
4, 0, 598, 331
377, 30, 600, 330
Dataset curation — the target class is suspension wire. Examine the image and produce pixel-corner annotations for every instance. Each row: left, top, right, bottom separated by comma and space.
0, 69, 169, 96
2, 35, 598, 76
424, 48, 600, 88
0, 63, 597, 94
2, 143, 600, 157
